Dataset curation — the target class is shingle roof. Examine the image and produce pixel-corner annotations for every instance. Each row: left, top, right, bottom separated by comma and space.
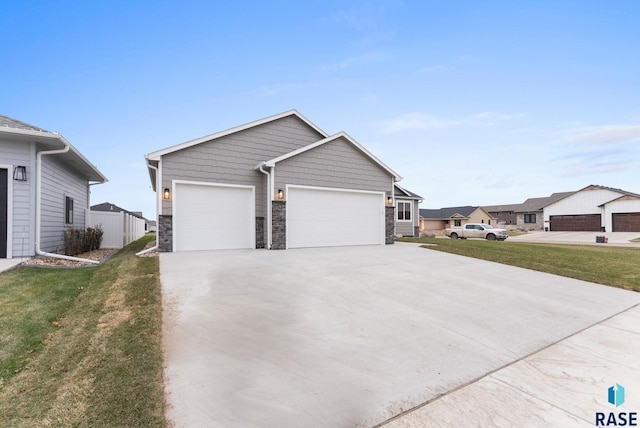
91, 202, 145, 219
0, 114, 50, 132
394, 184, 423, 200
483, 191, 576, 213
419, 206, 478, 219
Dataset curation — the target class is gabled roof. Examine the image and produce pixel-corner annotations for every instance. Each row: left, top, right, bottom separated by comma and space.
259, 132, 402, 181
146, 110, 328, 161
0, 114, 107, 183
542, 184, 640, 208
420, 206, 479, 219
394, 184, 423, 200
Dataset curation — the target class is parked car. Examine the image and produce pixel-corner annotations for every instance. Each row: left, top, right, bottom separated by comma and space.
445, 223, 508, 241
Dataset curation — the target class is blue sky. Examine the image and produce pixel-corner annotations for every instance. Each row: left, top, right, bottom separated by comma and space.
3, 0, 639, 218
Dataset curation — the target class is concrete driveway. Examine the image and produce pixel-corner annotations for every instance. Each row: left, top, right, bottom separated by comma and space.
160, 243, 640, 427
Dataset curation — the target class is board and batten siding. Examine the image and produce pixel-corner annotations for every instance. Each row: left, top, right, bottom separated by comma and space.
40, 154, 89, 253
0, 139, 36, 257
160, 115, 325, 218
543, 187, 623, 225
274, 136, 393, 194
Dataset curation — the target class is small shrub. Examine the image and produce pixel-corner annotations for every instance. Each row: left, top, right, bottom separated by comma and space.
63, 225, 103, 256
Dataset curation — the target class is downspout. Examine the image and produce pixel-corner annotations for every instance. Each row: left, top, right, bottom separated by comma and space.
136, 160, 159, 256
257, 163, 272, 249
36, 142, 100, 264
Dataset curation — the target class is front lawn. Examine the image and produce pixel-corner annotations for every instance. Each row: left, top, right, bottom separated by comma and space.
0, 235, 167, 427
399, 237, 640, 291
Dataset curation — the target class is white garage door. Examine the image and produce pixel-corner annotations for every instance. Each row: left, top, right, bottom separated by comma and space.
287, 186, 384, 249
174, 182, 254, 251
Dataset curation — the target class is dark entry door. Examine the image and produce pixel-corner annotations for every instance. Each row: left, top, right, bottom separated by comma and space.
0, 169, 7, 258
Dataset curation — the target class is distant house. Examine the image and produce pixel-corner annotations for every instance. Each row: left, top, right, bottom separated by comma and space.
0, 114, 107, 259
543, 185, 640, 232
394, 184, 423, 237
419, 206, 495, 232
484, 192, 574, 230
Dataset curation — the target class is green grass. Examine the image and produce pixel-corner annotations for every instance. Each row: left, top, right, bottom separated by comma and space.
399, 237, 640, 291
0, 235, 167, 427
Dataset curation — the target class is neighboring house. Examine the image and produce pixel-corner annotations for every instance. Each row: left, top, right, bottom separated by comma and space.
145, 110, 403, 251
0, 114, 107, 259
543, 185, 640, 232
419, 206, 495, 232
484, 191, 574, 230
394, 184, 423, 237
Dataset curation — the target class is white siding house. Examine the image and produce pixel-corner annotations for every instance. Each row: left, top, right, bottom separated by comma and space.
543, 185, 640, 232
0, 115, 107, 259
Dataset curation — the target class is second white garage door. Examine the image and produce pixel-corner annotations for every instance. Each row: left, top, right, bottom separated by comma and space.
287, 185, 385, 249
174, 182, 254, 251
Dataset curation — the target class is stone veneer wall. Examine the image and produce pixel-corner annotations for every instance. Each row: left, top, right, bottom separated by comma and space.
516, 212, 544, 230
385, 206, 395, 244
272, 201, 286, 250
255, 217, 265, 249
158, 215, 173, 252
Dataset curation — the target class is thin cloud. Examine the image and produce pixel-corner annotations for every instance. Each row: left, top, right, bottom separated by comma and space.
320, 52, 389, 71
381, 111, 522, 133
566, 125, 640, 146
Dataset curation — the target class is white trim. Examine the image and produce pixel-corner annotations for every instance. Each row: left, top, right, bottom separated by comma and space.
171, 180, 256, 252
146, 110, 328, 161
0, 165, 14, 258
285, 184, 385, 249
264, 132, 402, 181
396, 200, 413, 222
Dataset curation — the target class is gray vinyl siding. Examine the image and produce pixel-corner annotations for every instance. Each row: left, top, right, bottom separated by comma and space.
161, 115, 325, 218
0, 139, 36, 257
274, 136, 393, 193
40, 154, 89, 253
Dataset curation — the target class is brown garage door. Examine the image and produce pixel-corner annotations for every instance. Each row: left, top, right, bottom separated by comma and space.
550, 214, 601, 231
612, 213, 640, 232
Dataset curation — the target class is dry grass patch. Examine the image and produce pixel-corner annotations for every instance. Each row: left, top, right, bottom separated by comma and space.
0, 234, 166, 427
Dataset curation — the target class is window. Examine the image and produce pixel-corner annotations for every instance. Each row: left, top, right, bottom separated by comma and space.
65, 196, 74, 224
397, 201, 411, 221
524, 213, 536, 224
454, 219, 462, 227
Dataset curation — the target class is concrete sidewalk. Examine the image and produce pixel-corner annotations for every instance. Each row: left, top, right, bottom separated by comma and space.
384, 304, 640, 427
160, 243, 640, 427
509, 231, 640, 246
0, 258, 22, 273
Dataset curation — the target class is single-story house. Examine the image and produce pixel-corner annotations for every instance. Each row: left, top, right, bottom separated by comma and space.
543, 185, 640, 232
394, 184, 423, 237
0, 114, 107, 259
145, 110, 407, 251
419, 206, 496, 232
484, 191, 574, 230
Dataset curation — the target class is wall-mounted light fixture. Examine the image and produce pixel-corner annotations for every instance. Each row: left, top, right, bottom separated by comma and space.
386, 196, 393, 206
277, 189, 284, 200
13, 166, 27, 181
163, 188, 171, 200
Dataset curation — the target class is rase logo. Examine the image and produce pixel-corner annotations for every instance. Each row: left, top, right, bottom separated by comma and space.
596, 383, 637, 426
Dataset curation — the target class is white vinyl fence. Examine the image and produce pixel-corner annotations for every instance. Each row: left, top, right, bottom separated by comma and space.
89, 211, 146, 249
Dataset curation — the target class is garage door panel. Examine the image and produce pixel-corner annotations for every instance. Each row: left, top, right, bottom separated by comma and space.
613, 213, 640, 232
175, 183, 254, 251
550, 214, 601, 231
288, 187, 384, 249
